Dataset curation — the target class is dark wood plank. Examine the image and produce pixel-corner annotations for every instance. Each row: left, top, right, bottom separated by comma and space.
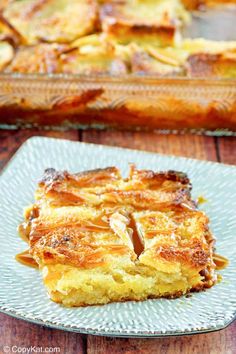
0, 313, 86, 354
217, 137, 236, 165
88, 321, 236, 354
0, 129, 79, 170
82, 130, 217, 161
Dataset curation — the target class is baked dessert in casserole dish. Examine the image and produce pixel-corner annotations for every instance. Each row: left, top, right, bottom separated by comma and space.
0, 0, 236, 132
0, 0, 236, 78
17, 165, 227, 307
3, 36, 236, 79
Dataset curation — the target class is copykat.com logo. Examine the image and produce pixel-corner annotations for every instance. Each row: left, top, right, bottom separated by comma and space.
3, 346, 60, 353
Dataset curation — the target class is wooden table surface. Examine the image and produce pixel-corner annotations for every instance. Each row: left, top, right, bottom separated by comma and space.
0, 129, 236, 354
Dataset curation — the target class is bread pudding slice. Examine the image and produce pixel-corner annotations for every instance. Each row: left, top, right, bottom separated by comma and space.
5, 43, 71, 74
181, 38, 236, 78
128, 39, 236, 77
100, 0, 190, 47
133, 207, 216, 292
18, 165, 218, 307
59, 41, 128, 75
6, 39, 128, 75
186, 52, 236, 78
3, 0, 98, 45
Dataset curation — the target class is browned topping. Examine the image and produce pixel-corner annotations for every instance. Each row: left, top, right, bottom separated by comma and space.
40, 168, 66, 185
17, 164, 222, 296
156, 242, 209, 268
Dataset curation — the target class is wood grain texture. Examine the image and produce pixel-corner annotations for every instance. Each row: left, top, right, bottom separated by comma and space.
0, 313, 86, 354
87, 321, 236, 354
82, 130, 218, 161
0, 129, 78, 170
217, 137, 236, 164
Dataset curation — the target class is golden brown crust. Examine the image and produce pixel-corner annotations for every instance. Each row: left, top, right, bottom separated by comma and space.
18, 164, 219, 306
1, 1, 236, 79
36, 165, 193, 210
59, 42, 128, 75
100, 0, 189, 46
133, 207, 214, 271
24, 166, 212, 271
3, 0, 99, 44
40, 167, 122, 186
5, 43, 71, 73
187, 52, 236, 78
5, 40, 128, 75
129, 164, 191, 186
34, 237, 132, 269
102, 21, 176, 47
158, 243, 209, 268
9, 41, 235, 78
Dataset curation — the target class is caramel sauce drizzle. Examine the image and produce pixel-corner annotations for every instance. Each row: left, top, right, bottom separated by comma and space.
15, 249, 38, 269
15, 188, 229, 272
16, 221, 39, 268
18, 222, 31, 243
129, 215, 144, 257
213, 253, 229, 270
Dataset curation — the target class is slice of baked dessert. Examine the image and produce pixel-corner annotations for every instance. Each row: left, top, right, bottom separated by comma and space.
100, 0, 190, 47
3, 0, 98, 44
18, 165, 217, 306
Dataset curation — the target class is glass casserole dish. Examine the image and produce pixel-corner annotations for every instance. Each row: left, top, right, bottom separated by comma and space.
0, 1, 236, 134
0, 74, 235, 134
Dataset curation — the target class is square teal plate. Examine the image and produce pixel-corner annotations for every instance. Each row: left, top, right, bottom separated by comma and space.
0, 137, 235, 337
